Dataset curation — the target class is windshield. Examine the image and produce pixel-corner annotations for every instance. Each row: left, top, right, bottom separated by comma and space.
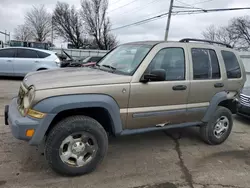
97, 44, 152, 75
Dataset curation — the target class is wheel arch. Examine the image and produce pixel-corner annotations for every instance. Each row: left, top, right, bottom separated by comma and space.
29, 94, 123, 145
202, 91, 237, 122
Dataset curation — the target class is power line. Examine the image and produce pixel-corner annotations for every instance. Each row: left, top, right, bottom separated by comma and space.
108, 0, 138, 13
175, 0, 207, 11
111, 0, 123, 5
111, 12, 169, 31
193, 0, 214, 5
111, 7, 250, 31
111, 0, 164, 16
173, 7, 250, 14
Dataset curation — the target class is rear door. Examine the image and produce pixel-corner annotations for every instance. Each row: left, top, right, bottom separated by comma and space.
13, 48, 40, 76
187, 45, 226, 122
0, 48, 16, 76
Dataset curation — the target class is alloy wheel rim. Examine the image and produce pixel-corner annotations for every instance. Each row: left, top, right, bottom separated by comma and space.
213, 116, 229, 139
59, 132, 98, 167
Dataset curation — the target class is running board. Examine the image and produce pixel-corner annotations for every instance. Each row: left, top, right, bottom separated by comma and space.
120, 122, 201, 136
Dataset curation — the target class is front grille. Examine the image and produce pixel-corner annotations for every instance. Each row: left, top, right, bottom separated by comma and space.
240, 94, 250, 107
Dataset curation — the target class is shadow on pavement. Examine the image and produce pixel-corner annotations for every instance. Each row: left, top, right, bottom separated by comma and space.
0, 76, 23, 81
196, 149, 250, 167
234, 114, 250, 125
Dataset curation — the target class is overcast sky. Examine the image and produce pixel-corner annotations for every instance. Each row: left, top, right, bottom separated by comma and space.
0, 0, 250, 47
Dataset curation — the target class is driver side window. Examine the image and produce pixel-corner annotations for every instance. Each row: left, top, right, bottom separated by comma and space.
146, 47, 185, 81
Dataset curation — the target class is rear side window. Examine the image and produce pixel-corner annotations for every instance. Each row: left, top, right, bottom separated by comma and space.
192, 48, 221, 80
17, 49, 38, 58
0, 48, 16, 58
221, 50, 241, 79
36, 51, 50, 58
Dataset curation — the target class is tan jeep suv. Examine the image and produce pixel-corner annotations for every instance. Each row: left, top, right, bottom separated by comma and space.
5, 38, 246, 176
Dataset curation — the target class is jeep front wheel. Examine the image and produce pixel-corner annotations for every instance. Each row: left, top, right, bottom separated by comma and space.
200, 106, 233, 145
45, 115, 108, 176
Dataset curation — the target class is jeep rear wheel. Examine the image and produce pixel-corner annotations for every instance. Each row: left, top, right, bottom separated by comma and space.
45, 115, 108, 176
200, 106, 233, 145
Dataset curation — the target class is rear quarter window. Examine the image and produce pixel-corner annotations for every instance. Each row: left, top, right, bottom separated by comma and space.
36, 51, 50, 58
221, 50, 241, 79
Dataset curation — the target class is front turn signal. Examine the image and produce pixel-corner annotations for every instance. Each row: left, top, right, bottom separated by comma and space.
27, 109, 46, 119
26, 129, 35, 137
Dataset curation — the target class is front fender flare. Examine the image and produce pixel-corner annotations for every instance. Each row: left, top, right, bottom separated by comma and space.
29, 94, 123, 145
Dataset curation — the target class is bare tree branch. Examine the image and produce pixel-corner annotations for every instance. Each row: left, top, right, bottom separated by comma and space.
25, 5, 51, 42
202, 24, 237, 48
202, 16, 250, 50
81, 0, 118, 50
229, 16, 250, 48
13, 24, 32, 41
202, 25, 217, 41
53, 2, 86, 49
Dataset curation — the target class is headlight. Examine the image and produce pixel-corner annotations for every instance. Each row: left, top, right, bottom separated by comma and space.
23, 86, 35, 111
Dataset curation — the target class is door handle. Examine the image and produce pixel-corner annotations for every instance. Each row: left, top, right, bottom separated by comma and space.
172, 85, 187, 91
7, 60, 12, 62
214, 83, 224, 88
35, 61, 39, 63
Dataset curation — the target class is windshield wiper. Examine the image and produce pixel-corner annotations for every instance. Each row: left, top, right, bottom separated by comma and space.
101, 64, 116, 71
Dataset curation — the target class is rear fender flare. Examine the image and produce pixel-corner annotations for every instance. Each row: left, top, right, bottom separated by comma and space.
202, 91, 228, 122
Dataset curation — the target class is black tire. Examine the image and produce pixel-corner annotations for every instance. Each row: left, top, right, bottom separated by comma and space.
200, 106, 233, 145
45, 115, 108, 176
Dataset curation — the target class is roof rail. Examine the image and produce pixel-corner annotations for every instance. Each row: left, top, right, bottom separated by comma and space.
179, 38, 232, 48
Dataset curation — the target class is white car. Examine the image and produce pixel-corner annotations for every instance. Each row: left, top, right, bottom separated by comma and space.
0, 47, 61, 77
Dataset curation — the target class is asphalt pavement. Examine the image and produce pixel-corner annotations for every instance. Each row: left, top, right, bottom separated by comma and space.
0, 78, 250, 188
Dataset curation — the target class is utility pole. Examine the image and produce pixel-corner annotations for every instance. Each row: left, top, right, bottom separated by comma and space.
0, 30, 10, 46
4, 30, 7, 44
51, 18, 54, 45
164, 0, 174, 41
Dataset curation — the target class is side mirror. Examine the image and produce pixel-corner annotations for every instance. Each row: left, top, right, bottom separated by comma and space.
141, 69, 166, 83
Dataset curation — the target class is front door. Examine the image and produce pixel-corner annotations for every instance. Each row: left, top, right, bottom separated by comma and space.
0, 48, 16, 76
126, 44, 190, 129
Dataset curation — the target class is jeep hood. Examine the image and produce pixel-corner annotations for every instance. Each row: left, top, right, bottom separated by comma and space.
24, 68, 132, 90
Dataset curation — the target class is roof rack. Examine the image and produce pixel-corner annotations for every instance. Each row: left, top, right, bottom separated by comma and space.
179, 38, 232, 48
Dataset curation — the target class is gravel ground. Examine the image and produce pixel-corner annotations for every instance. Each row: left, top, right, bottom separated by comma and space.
0, 78, 250, 188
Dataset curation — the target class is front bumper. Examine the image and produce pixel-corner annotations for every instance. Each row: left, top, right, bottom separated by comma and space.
237, 102, 250, 118
5, 98, 41, 142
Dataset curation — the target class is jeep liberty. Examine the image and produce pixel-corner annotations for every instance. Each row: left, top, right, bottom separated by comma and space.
5, 38, 246, 176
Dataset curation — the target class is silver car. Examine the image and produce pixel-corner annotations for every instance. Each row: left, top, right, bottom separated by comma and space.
0, 47, 61, 77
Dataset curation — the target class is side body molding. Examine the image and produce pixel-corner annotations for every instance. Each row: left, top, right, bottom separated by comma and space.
202, 91, 228, 122
31, 94, 123, 144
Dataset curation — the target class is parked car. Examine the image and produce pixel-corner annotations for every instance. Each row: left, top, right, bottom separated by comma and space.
59, 48, 103, 68
0, 47, 61, 77
80, 56, 103, 67
5, 38, 246, 176
237, 72, 250, 117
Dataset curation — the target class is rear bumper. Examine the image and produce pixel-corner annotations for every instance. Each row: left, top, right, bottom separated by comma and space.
5, 98, 40, 142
